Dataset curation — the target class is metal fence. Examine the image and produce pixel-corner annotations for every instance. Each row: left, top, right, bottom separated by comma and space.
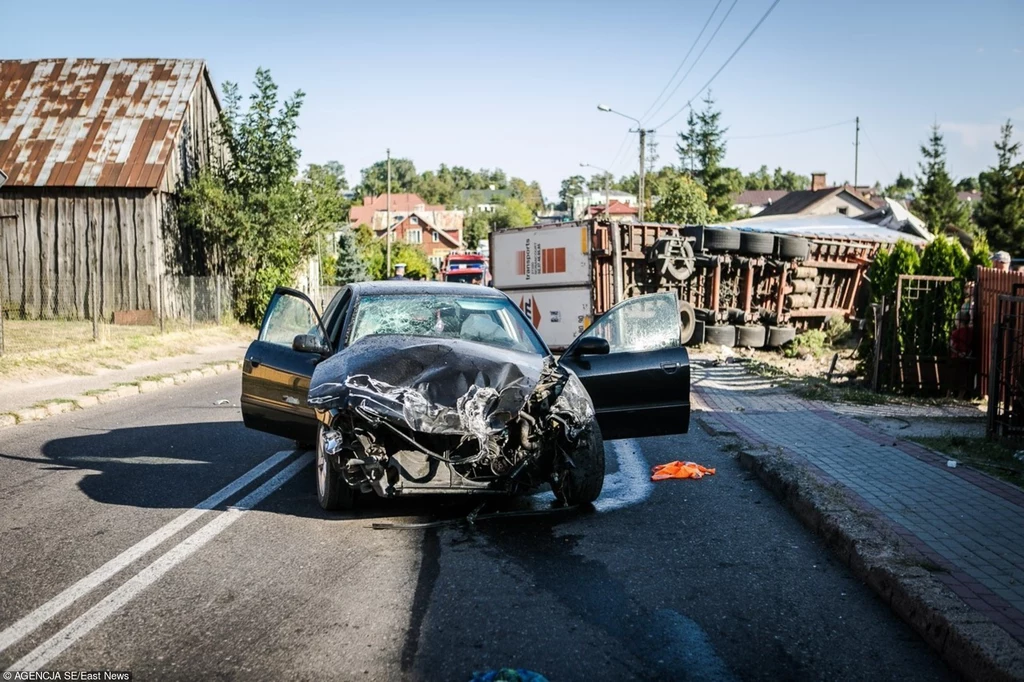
0, 274, 234, 357
873, 274, 974, 395
988, 294, 1024, 440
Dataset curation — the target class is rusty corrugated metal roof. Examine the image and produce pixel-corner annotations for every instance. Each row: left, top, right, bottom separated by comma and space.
0, 58, 213, 188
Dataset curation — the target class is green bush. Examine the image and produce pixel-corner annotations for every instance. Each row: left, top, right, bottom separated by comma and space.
784, 329, 828, 358
824, 314, 852, 345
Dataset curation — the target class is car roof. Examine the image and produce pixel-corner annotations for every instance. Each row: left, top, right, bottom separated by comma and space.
347, 281, 506, 298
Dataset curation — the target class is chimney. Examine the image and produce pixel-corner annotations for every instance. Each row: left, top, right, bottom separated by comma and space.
811, 172, 827, 192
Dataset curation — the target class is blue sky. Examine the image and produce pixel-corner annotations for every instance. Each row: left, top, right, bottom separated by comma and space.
2, 0, 1022, 199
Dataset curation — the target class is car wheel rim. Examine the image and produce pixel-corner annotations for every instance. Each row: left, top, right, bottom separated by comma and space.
316, 436, 327, 498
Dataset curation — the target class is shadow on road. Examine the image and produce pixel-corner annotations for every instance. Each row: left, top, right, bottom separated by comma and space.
2, 419, 547, 523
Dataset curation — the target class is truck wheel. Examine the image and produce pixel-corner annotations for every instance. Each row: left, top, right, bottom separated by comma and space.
704, 324, 736, 347
553, 421, 605, 506
766, 326, 797, 348
776, 236, 810, 260
703, 227, 741, 252
679, 300, 696, 344
316, 425, 356, 511
736, 325, 767, 348
739, 232, 775, 256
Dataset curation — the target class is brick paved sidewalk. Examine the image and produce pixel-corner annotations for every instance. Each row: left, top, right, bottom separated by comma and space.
691, 359, 1024, 645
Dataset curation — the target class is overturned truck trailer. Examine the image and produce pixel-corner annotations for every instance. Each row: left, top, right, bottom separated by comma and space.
491, 220, 881, 351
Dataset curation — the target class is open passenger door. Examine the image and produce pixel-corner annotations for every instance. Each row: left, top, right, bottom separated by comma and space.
240, 287, 331, 444
559, 292, 690, 440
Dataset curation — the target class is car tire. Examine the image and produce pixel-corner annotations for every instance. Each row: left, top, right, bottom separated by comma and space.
704, 324, 736, 347
776, 235, 810, 260
766, 326, 797, 348
553, 421, 605, 506
739, 231, 775, 256
736, 325, 767, 348
678, 300, 696, 344
316, 425, 356, 511
703, 227, 741, 252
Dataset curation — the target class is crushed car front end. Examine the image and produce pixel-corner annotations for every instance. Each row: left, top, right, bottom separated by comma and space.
307, 336, 595, 498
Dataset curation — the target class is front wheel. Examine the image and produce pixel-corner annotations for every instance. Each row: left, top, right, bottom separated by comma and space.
316, 425, 357, 511
553, 421, 605, 506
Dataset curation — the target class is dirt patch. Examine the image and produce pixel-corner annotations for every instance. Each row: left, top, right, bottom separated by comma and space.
912, 435, 1024, 490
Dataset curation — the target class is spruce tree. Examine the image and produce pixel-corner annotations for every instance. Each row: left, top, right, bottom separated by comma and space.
675, 91, 738, 220
976, 120, 1024, 253
915, 125, 970, 235
335, 226, 369, 285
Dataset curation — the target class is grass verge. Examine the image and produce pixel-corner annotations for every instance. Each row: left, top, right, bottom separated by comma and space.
0, 323, 253, 380
911, 435, 1024, 489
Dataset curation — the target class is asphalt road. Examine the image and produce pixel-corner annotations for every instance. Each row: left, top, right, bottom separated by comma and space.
0, 373, 953, 681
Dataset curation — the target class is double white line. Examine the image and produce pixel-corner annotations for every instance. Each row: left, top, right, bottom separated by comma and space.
2, 449, 312, 672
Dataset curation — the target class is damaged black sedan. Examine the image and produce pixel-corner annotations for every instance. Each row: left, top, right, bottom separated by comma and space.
240, 282, 690, 510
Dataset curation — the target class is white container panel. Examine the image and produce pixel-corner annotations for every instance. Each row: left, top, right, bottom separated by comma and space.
509, 286, 594, 351
491, 224, 592, 289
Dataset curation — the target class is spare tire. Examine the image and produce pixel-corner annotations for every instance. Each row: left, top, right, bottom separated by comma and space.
678, 300, 696, 344
704, 324, 736, 347
703, 227, 741, 252
739, 231, 775, 256
736, 325, 767, 348
766, 326, 797, 348
776, 235, 810, 260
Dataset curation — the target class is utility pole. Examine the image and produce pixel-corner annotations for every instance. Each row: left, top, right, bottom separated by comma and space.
638, 129, 647, 221
854, 116, 860, 189
385, 148, 392, 277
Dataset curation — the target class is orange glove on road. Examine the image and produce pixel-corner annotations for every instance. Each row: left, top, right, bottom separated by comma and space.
651, 461, 716, 481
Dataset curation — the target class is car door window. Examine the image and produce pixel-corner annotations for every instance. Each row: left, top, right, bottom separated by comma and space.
579, 293, 680, 352
259, 291, 325, 347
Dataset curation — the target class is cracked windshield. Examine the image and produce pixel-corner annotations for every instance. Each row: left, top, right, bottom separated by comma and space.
0, 0, 1016, 680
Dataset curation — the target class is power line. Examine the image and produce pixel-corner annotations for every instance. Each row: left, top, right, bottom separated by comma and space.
606, 130, 633, 175
862, 128, 893, 184
638, 0, 724, 122
645, 0, 739, 124
652, 0, 783, 130
728, 119, 855, 140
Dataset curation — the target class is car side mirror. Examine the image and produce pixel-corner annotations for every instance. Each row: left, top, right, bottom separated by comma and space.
573, 336, 610, 357
293, 334, 330, 355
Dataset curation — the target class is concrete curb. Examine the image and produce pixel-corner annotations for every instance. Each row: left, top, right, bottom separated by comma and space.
737, 446, 1024, 682
0, 360, 242, 430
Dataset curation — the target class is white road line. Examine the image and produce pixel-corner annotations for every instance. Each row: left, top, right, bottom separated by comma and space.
594, 439, 653, 513
531, 438, 653, 512
0, 449, 295, 656
10, 452, 314, 672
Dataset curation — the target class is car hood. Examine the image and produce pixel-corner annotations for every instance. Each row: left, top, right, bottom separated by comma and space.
308, 335, 549, 440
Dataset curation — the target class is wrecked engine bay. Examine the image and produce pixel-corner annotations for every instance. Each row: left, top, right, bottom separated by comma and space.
307, 335, 595, 497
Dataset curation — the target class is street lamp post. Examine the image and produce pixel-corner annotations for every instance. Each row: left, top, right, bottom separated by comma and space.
597, 105, 654, 222
581, 162, 623, 304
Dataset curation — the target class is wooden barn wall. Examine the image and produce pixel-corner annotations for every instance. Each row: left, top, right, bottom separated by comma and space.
0, 187, 161, 319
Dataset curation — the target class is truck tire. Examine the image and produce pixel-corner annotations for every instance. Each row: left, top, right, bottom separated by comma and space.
766, 326, 797, 348
689, 319, 706, 345
736, 325, 767, 348
704, 324, 736, 347
553, 420, 605, 506
703, 227, 741, 252
786, 294, 814, 309
739, 231, 775, 256
792, 266, 818, 279
776, 236, 810, 260
678, 300, 696, 344
789, 279, 816, 294
316, 425, 357, 511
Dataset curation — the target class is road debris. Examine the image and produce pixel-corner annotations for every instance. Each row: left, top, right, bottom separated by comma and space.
651, 461, 717, 480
